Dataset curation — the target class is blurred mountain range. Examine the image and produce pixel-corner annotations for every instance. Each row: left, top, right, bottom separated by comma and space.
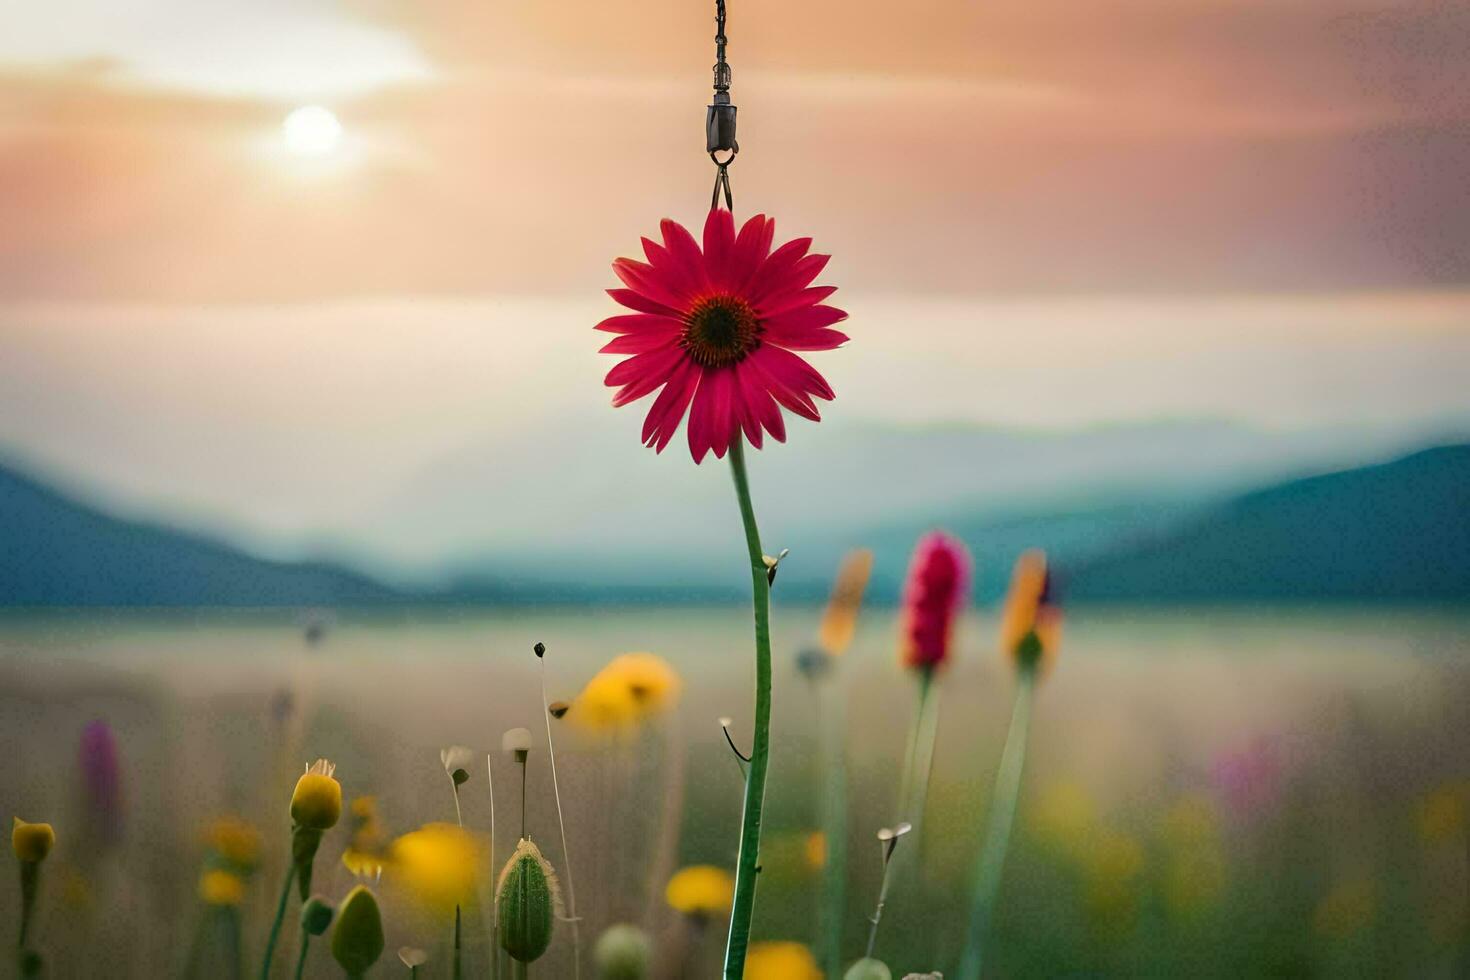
1, 430, 1466, 606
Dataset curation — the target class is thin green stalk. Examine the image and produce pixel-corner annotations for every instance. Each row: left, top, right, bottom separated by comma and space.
908, 670, 941, 839
959, 669, 1036, 980
453, 905, 462, 980
819, 675, 849, 978
894, 670, 934, 827
540, 655, 582, 980
260, 863, 297, 980
486, 754, 499, 980
721, 438, 774, 980
17, 861, 38, 949
513, 958, 529, 980
292, 935, 309, 980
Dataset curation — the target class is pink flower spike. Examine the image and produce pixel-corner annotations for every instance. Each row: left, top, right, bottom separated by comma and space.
899, 532, 973, 672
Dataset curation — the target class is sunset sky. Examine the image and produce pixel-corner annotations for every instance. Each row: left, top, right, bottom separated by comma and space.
1, 0, 1467, 558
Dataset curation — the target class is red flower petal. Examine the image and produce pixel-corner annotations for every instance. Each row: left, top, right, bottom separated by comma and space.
764, 304, 848, 332
641, 358, 700, 452
751, 237, 811, 298
702, 208, 736, 290
753, 254, 831, 307
688, 365, 737, 463
661, 219, 709, 296
744, 348, 822, 421
763, 327, 850, 352
595, 313, 683, 334
613, 258, 688, 312
606, 345, 684, 405
599, 327, 680, 354
756, 344, 835, 401
607, 289, 683, 318
758, 285, 839, 319
728, 214, 774, 292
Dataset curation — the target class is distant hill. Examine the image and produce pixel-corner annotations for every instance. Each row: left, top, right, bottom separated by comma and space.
0, 463, 401, 607
2, 444, 1465, 607
1065, 445, 1470, 602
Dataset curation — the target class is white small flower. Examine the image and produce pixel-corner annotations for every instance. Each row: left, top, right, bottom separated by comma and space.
501, 727, 533, 754
398, 947, 429, 968
305, 758, 336, 778
440, 745, 475, 777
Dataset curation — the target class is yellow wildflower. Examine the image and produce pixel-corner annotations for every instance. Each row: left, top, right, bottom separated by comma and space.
804, 831, 827, 872
818, 549, 873, 656
205, 816, 262, 872
387, 822, 485, 916
665, 865, 734, 918
573, 653, 681, 733
342, 796, 389, 879
744, 941, 822, 980
199, 869, 246, 906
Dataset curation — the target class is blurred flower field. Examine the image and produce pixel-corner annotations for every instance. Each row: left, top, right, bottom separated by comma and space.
1, 600, 1468, 977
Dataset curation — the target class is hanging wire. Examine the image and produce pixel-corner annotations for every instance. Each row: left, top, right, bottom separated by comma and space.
707, 0, 738, 210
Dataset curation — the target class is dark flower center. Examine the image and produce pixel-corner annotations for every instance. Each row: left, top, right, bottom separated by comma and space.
682, 295, 761, 367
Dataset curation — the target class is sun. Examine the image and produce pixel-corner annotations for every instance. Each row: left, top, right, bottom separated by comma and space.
281, 106, 344, 158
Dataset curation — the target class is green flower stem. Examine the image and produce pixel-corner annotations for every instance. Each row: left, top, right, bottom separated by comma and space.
453, 905, 462, 980
260, 863, 297, 980
17, 860, 38, 949
292, 935, 310, 980
959, 668, 1036, 980
819, 675, 849, 978
721, 438, 774, 980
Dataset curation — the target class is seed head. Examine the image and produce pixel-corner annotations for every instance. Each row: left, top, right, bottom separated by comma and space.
496, 838, 562, 962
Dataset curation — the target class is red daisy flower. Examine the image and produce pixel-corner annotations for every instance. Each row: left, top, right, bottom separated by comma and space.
597, 209, 848, 463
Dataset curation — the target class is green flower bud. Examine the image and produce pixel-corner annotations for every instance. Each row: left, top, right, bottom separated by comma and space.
301, 895, 334, 936
593, 923, 651, 980
845, 958, 893, 980
331, 885, 384, 977
497, 838, 561, 963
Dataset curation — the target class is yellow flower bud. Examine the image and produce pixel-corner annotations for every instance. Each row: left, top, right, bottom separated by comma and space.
12, 818, 55, 863
331, 885, 385, 977
290, 760, 342, 831
199, 869, 246, 906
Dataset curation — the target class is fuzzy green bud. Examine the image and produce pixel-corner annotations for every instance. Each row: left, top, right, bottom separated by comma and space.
331, 885, 384, 977
301, 895, 334, 936
497, 838, 560, 963
594, 923, 651, 980
845, 958, 893, 980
